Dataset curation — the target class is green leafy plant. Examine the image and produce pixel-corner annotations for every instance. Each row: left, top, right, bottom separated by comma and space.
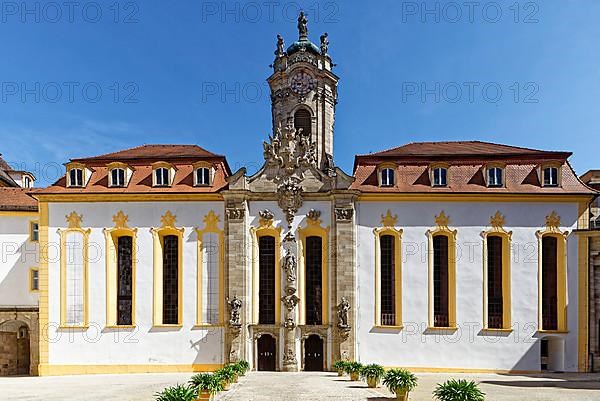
333, 360, 348, 375
154, 384, 197, 401
190, 373, 224, 396
238, 360, 250, 374
382, 369, 418, 395
229, 362, 246, 377
433, 379, 485, 401
215, 365, 237, 385
360, 364, 386, 387
344, 361, 363, 381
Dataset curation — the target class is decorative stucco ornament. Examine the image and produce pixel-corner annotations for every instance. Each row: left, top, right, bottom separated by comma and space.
228, 295, 242, 331
112, 211, 129, 229
337, 297, 351, 341
277, 178, 304, 227
66, 211, 83, 229
283, 347, 297, 364
258, 209, 275, 227
283, 249, 297, 284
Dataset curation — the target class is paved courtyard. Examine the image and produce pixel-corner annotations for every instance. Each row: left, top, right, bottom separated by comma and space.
2, 371, 600, 400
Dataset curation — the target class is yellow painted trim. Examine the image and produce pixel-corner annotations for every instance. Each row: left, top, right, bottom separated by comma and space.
481, 212, 512, 330
250, 224, 282, 324
578, 234, 589, 372
298, 219, 330, 325
37, 202, 49, 372
0, 211, 38, 216
425, 327, 459, 332
195, 211, 225, 326
38, 363, 223, 376
29, 267, 39, 292
373, 224, 403, 328
34, 194, 223, 203
358, 193, 593, 203
104, 325, 136, 329
106, 162, 132, 170
426, 212, 457, 328
151, 212, 185, 326
103, 224, 138, 328
29, 220, 39, 242
481, 328, 513, 334
536, 215, 569, 332
58, 222, 91, 328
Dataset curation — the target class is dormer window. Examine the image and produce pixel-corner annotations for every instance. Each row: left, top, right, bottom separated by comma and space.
195, 167, 211, 186
380, 168, 395, 187
68, 168, 84, 187
110, 168, 126, 187
155, 168, 169, 186
432, 167, 448, 187
543, 166, 559, 187
24, 176, 32, 188
487, 167, 503, 187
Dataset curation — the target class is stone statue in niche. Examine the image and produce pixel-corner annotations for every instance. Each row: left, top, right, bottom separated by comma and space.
337, 297, 350, 329
283, 249, 297, 283
228, 296, 242, 327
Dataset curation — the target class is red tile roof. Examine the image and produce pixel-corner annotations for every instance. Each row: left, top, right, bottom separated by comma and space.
72, 144, 224, 162
352, 141, 594, 195
0, 188, 38, 211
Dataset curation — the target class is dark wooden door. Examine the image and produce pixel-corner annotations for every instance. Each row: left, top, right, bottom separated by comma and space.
257, 335, 276, 371
304, 335, 323, 371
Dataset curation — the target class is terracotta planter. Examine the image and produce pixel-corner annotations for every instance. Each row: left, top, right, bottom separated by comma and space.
233, 375, 239, 383
350, 372, 360, 381
196, 390, 212, 401
394, 389, 409, 401
367, 377, 379, 388
337, 370, 344, 376
222, 381, 231, 391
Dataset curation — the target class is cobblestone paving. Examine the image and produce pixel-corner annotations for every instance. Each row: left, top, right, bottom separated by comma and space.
1, 371, 600, 400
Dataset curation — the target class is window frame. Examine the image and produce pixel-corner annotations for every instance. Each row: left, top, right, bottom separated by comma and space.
30, 221, 39, 242
29, 268, 39, 292
109, 168, 127, 188
380, 168, 395, 187
431, 165, 449, 187
68, 168, 84, 187
542, 165, 560, 187
23, 175, 32, 188
195, 167, 212, 187
251, 223, 282, 325
195, 211, 224, 327
374, 221, 403, 329
487, 166, 504, 188
154, 167, 170, 187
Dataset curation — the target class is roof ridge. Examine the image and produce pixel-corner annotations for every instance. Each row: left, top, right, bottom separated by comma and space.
72, 143, 221, 161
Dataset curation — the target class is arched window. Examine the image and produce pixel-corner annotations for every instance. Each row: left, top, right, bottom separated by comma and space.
305, 236, 323, 325
380, 235, 396, 326
541, 236, 558, 330
24, 176, 32, 188
294, 109, 312, 137
258, 236, 276, 324
486, 236, 503, 328
162, 235, 179, 325
117, 236, 133, 326
433, 235, 449, 327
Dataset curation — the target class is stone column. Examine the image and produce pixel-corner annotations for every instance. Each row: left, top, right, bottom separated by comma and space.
281, 231, 299, 371
331, 194, 358, 364
224, 197, 248, 365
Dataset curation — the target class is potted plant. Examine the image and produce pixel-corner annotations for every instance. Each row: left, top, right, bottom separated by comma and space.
215, 365, 237, 390
238, 360, 250, 376
360, 364, 386, 388
433, 379, 485, 401
333, 360, 347, 376
344, 361, 363, 381
382, 368, 418, 401
190, 373, 224, 401
155, 384, 198, 401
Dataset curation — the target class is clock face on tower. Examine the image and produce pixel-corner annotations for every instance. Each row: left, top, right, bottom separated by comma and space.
290, 72, 316, 95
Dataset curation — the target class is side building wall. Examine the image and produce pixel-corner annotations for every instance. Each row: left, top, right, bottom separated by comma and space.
355, 201, 583, 373
40, 201, 226, 375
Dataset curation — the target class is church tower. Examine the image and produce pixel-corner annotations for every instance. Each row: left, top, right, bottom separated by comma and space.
268, 11, 339, 172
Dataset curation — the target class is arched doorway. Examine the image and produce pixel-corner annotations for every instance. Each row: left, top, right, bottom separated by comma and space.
0, 320, 30, 376
304, 334, 324, 371
257, 335, 276, 371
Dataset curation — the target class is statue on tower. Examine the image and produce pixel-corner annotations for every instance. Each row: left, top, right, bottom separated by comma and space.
320, 33, 329, 56
297, 11, 308, 39
275, 34, 285, 57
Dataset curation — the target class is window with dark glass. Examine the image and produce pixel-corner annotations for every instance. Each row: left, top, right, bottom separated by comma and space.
541, 236, 558, 330
433, 235, 449, 327
162, 235, 179, 325
543, 167, 559, 187
117, 236, 133, 325
69, 168, 83, 187
258, 236, 276, 324
487, 236, 503, 329
380, 235, 396, 326
380, 168, 395, 187
196, 167, 210, 186
30, 269, 39, 291
294, 109, 312, 137
155, 168, 169, 187
305, 236, 323, 325
433, 167, 447, 187
488, 167, 503, 187
110, 168, 126, 187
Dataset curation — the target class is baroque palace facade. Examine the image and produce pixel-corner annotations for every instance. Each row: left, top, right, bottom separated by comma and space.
1, 13, 600, 376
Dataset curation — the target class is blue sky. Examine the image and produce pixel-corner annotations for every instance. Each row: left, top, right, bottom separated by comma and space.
0, 0, 598, 186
